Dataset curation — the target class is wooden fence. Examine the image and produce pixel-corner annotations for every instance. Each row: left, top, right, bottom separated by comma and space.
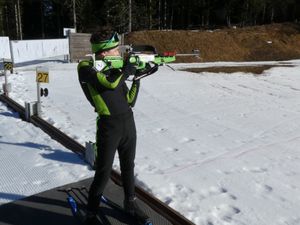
69, 33, 91, 62
69, 33, 126, 62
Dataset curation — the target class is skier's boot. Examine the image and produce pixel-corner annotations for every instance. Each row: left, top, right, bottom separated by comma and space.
124, 197, 151, 224
84, 210, 98, 225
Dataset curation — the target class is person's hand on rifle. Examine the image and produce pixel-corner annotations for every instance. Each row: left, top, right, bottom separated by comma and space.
122, 55, 137, 79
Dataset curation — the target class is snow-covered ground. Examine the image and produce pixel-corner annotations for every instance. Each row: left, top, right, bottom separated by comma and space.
1, 59, 300, 225
0, 103, 93, 204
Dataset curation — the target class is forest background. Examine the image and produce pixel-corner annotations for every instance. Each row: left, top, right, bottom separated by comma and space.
1, 0, 300, 40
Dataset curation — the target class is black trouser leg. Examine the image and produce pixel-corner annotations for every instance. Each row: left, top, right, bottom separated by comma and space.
87, 118, 121, 213
118, 114, 137, 200
87, 112, 137, 212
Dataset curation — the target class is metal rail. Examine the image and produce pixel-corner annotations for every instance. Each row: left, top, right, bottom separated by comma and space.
0, 94, 195, 225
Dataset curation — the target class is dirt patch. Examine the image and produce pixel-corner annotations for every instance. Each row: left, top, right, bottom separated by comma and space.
181, 65, 294, 75
125, 23, 300, 63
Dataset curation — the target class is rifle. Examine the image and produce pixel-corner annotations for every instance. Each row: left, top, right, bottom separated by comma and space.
91, 45, 199, 81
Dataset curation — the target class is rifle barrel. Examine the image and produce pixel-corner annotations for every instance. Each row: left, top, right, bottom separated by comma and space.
176, 53, 199, 57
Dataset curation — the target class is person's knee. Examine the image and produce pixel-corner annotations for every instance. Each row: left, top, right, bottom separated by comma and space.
120, 161, 135, 173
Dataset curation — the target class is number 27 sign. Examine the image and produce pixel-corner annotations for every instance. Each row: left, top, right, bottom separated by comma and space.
36, 67, 49, 83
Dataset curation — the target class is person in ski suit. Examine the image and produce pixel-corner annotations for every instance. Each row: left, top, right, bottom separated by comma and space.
77, 31, 146, 224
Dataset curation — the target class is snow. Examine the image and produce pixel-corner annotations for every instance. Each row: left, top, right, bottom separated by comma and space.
0, 102, 93, 204
1, 59, 300, 225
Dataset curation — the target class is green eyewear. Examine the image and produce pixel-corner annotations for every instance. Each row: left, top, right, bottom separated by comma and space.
92, 32, 120, 53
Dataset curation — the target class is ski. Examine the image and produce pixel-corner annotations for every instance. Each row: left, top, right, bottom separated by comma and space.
61, 188, 86, 224
59, 188, 104, 225
101, 195, 153, 225
80, 186, 153, 225
61, 186, 153, 225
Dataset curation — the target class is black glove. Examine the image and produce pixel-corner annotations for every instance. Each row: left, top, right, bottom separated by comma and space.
122, 56, 137, 78
134, 63, 158, 81
133, 78, 140, 85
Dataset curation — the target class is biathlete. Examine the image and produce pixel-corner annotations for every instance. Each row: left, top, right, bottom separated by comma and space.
77, 31, 148, 224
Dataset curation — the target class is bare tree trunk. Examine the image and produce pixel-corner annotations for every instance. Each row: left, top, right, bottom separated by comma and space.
73, 0, 77, 31
0, 9, 3, 36
164, 0, 167, 29
206, 10, 209, 26
227, 15, 231, 27
187, 1, 191, 28
158, 0, 161, 30
241, 0, 249, 26
270, 7, 274, 23
17, 0, 22, 39
4, 5, 9, 36
170, 2, 173, 30
56, 2, 62, 36
41, 0, 45, 38
262, 3, 266, 23
244, 0, 249, 26
14, 3, 19, 39
225, 1, 231, 27
149, 0, 152, 29
129, 0, 132, 32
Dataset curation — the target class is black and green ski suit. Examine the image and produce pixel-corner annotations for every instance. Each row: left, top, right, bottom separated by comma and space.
77, 59, 140, 213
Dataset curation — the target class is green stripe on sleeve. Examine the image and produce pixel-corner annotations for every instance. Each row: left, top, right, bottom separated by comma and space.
96, 72, 123, 89
87, 84, 110, 115
127, 83, 138, 104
